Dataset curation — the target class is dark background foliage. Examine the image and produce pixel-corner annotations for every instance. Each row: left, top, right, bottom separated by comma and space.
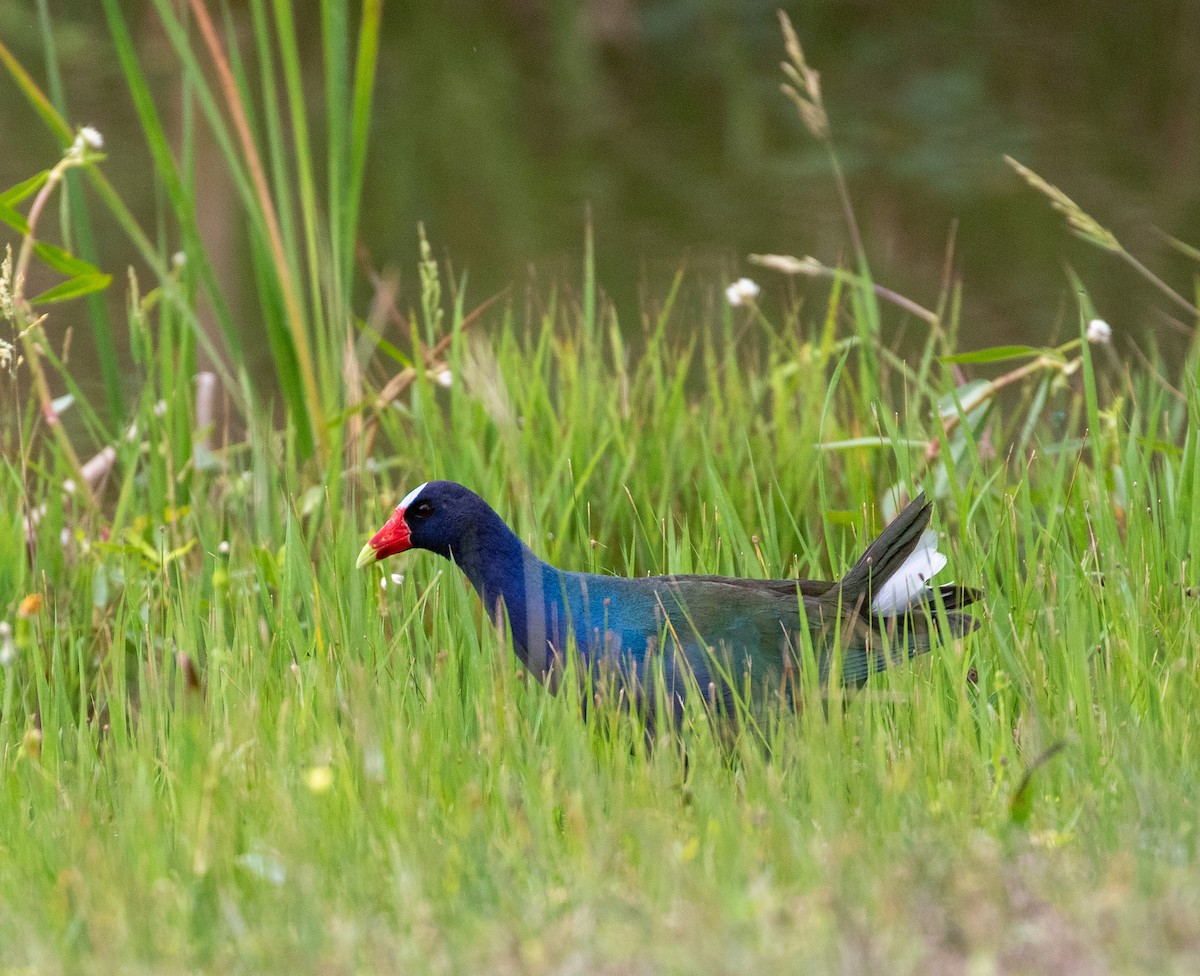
1, 0, 1197, 360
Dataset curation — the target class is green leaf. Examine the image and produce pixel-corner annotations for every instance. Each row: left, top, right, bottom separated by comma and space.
33, 241, 101, 277
31, 272, 112, 305
163, 538, 197, 566
0, 37, 74, 144
819, 436, 928, 451
92, 562, 110, 608
937, 379, 992, 421
1162, 233, 1200, 264
0, 200, 30, 236
50, 394, 75, 416
941, 345, 1044, 365
96, 539, 160, 564
0, 170, 49, 208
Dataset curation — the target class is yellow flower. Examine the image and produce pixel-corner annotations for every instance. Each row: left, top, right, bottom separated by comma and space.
304, 766, 333, 794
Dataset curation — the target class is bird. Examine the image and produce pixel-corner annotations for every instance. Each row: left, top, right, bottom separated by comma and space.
356, 480, 980, 722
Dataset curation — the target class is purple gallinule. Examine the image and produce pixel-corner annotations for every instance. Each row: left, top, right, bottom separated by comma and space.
358, 481, 979, 718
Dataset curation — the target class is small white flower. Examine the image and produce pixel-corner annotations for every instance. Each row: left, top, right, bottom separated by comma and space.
0, 622, 14, 667
1086, 318, 1112, 345
434, 368, 453, 388
218, 540, 230, 555
66, 128, 103, 163
62, 479, 77, 496
153, 399, 168, 417
390, 573, 404, 586
380, 576, 389, 591
171, 251, 187, 270
725, 277, 760, 307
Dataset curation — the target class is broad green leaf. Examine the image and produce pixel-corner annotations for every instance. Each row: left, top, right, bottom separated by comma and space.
938, 378, 992, 421
31, 272, 112, 305
163, 539, 197, 566
941, 345, 1044, 365
0, 201, 30, 236
96, 540, 159, 563
33, 241, 101, 277
0, 169, 49, 207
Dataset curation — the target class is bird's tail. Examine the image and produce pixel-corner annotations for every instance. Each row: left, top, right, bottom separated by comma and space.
823, 493, 980, 685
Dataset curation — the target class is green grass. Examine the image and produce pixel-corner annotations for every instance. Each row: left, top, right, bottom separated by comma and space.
2, 263, 1200, 972
3, 6, 1200, 974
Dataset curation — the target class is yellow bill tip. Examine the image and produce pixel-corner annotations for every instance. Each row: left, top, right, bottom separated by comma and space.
355, 541, 377, 570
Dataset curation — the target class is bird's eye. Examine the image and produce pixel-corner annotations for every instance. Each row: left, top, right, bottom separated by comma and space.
411, 501, 434, 519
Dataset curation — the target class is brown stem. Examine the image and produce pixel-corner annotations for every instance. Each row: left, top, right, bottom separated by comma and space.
925, 355, 1067, 462
11, 157, 92, 506
360, 288, 506, 456
757, 257, 940, 326
825, 145, 866, 271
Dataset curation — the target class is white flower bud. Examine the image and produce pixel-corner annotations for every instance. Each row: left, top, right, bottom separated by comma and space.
725, 277, 761, 307
1086, 318, 1111, 345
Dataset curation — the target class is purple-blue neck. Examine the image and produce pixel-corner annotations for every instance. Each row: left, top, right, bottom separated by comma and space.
439, 505, 553, 672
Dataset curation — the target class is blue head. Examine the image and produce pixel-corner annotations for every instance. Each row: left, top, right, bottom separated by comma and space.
356, 480, 508, 566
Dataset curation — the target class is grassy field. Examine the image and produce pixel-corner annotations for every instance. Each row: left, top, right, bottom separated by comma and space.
3, 6, 1200, 974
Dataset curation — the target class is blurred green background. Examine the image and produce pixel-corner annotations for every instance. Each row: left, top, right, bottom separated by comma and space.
1, 0, 1197, 371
